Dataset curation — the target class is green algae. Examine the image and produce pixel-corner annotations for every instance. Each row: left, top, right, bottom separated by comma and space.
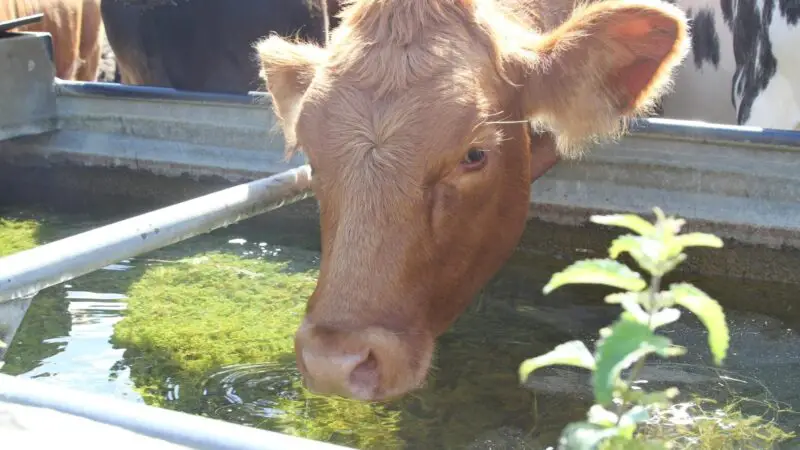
113, 252, 312, 372
275, 391, 404, 448
0, 218, 40, 257
111, 251, 404, 449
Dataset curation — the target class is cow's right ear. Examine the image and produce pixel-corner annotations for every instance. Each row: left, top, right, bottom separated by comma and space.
255, 36, 327, 149
508, 0, 688, 159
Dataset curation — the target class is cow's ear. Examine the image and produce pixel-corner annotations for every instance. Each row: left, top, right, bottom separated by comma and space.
512, 0, 689, 158
255, 36, 327, 149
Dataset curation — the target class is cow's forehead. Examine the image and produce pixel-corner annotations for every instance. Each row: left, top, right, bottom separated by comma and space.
300, 68, 491, 166
295, 0, 513, 177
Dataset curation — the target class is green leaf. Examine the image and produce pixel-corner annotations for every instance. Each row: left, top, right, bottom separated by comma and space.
0, 339, 6, 349
605, 292, 644, 305
648, 307, 682, 329
587, 404, 619, 427
593, 317, 674, 405
668, 283, 730, 365
663, 232, 722, 262
558, 422, 621, 450
653, 207, 686, 235
543, 259, 647, 295
652, 207, 666, 222
673, 232, 724, 250
519, 340, 596, 382
660, 218, 687, 236
590, 214, 656, 237
658, 252, 687, 275
619, 304, 650, 325
610, 294, 681, 329
608, 235, 667, 276
608, 236, 657, 260
662, 345, 688, 357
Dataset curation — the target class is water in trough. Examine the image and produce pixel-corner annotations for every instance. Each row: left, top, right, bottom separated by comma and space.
1, 185, 799, 449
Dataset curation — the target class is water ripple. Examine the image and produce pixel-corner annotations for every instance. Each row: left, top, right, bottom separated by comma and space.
201, 362, 302, 422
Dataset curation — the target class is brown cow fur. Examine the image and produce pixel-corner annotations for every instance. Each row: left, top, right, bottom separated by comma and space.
256, 0, 689, 401
1, 0, 102, 81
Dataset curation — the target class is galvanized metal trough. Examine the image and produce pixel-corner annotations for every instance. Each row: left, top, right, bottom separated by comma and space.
1, 30, 799, 449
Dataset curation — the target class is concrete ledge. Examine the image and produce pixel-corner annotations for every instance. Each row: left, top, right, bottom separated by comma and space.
532, 134, 800, 248
0, 80, 304, 182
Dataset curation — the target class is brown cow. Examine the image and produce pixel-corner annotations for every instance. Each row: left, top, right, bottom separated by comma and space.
1, 0, 102, 81
256, 0, 689, 401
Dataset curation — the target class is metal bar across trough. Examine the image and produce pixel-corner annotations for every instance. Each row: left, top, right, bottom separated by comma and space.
0, 373, 351, 450
0, 165, 312, 304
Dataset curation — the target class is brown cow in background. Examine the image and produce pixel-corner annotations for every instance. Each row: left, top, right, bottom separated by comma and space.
1, 0, 102, 81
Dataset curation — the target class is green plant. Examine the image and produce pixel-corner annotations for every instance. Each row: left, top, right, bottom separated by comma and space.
519, 207, 730, 449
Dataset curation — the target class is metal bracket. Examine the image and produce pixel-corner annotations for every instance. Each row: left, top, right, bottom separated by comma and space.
0, 32, 57, 142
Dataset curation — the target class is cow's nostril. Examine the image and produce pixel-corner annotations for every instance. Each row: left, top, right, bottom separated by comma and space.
329, 352, 369, 370
348, 351, 380, 400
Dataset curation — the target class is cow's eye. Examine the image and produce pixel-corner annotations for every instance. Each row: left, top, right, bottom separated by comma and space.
461, 148, 487, 170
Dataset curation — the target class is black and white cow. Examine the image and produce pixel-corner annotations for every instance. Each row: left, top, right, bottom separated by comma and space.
660, 0, 800, 129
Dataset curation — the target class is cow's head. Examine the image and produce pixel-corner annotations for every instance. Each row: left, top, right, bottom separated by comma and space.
256, 0, 688, 401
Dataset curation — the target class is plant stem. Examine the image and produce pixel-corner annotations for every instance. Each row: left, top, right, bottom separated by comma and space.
646, 275, 662, 323
628, 274, 662, 383
616, 274, 663, 423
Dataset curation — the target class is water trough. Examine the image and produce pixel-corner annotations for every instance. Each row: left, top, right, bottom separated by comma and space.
2, 30, 800, 449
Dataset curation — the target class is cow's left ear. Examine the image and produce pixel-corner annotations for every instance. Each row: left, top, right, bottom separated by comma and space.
255, 36, 327, 150
512, 0, 689, 158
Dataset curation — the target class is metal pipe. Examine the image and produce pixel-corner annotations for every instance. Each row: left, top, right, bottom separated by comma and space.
0, 373, 351, 450
629, 117, 800, 151
56, 79, 270, 106
0, 165, 313, 303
